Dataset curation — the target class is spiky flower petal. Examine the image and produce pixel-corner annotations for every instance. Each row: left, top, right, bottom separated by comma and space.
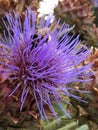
0, 9, 92, 120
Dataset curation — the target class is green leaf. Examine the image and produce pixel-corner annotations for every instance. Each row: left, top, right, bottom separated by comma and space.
57, 121, 78, 130
76, 124, 89, 130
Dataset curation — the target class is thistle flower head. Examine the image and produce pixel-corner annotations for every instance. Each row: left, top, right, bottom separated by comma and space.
0, 9, 92, 120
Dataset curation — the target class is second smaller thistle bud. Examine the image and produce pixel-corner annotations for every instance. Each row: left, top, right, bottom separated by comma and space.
0, 9, 92, 121
54, 0, 95, 34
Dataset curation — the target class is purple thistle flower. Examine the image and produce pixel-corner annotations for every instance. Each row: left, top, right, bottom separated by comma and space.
0, 9, 92, 120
